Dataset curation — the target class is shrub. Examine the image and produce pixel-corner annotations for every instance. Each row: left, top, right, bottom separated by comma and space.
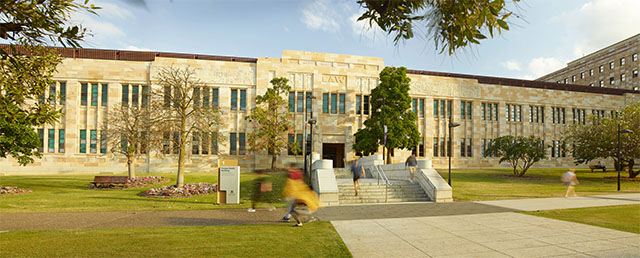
143, 183, 217, 198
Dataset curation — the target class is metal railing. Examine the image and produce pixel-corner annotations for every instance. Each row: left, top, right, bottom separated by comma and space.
373, 165, 392, 203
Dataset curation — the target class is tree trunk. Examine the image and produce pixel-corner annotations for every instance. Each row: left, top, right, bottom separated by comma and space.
629, 159, 638, 178
386, 149, 391, 164
177, 147, 185, 187
127, 156, 136, 179
271, 153, 276, 169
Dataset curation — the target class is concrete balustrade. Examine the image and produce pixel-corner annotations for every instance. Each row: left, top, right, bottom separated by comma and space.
311, 159, 340, 206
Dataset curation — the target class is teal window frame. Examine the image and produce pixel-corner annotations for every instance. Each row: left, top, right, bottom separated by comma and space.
122, 85, 129, 107
322, 93, 329, 113
231, 89, 238, 111
58, 129, 65, 153
48, 129, 55, 153
81, 84, 88, 106
91, 83, 98, 106
101, 84, 108, 106
132, 85, 139, 107
339, 94, 345, 114
100, 131, 107, 154
330, 93, 337, 114
79, 130, 86, 153
90, 130, 97, 154
240, 90, 247, 111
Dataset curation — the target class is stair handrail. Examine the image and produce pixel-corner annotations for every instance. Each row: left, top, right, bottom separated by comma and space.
375, 165, 391, 203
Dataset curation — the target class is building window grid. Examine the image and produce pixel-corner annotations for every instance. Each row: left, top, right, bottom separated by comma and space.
132, 85, 139, 107
91, 84, 98, 106
79, 130, 86, 153
355, 95, 362, 114
339, 94, 345, 114
330, 93, 337, 114
90, 130, 97, 154
231, 89, 238, 111
122, 85, 129, 107
100, 131, 107, 154
101, 84, 108, 106
419, 99, 425, 118
81, 83, 88, 106
58, 129, 65, 153
48, 129, 55, 153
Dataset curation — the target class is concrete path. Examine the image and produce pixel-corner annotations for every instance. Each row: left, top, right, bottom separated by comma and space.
476, 193, 640, 211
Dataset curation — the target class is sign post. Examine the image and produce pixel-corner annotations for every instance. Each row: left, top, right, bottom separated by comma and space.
217, 160, 240, 204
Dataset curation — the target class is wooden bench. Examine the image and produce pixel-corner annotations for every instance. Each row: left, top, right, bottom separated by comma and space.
588, 165, 606, 172
92, 176, 129, 186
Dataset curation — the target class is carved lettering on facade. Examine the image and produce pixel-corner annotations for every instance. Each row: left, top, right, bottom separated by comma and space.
411, 81, 481, 98
323, 74, 347, 86
209, 69, 256, 85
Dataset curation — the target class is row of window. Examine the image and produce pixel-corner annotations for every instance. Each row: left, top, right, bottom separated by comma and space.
560, 53, 638, 84
289, 92, 313, 113
551, 107, 566, 124
78, 130, 107, 154
322, 93, 346, 114
433, 99, 453, 119
37, 129, 65, 153
587, 71, 639, 87
287, 134, 311, 156
40, 82, 66, 105
481, 102, 499, 121
505, 104, 522, 122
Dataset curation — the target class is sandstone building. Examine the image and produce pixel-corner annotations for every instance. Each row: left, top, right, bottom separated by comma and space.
2, 46, 638, 175
538, 34, 640, 91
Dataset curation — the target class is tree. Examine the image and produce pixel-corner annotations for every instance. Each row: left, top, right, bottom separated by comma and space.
353, 67, 420, 163
357, 0, 520, 55
103, 106, 162, 179
566, 102, 640, 178
0, 0, 97, 165
153, 67, 222, 187
485, 135, 546, 177
245, 77, 296, 169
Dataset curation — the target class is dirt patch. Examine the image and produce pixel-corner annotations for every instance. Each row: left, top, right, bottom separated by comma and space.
489, 174, 543, 180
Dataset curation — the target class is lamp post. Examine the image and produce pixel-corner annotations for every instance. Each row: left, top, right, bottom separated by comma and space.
448, 122, 460, 186
617, 124, 633, 191
303, 95, 316, 179
377, 98, 386, 164
308, 117, 317, 186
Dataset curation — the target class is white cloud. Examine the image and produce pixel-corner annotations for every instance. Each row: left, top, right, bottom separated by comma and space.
93, 1, 135, 20
300, 0, 341, 32
68, 1, 136, 49
527, 57, 566, 79
349, 12, 385, 40
565, 0, 640, 57
501, 60, 521, 71
124, 45, 152, 51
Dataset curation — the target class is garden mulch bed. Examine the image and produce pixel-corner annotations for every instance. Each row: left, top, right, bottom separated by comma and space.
139, 183, 218, 199
490, 174, 543, 180
0, 186, 33, 196
88, 176, 170, 190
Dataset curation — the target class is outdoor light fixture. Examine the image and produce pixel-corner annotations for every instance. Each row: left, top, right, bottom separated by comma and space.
307, 117, 317, 186
303, 95, 316, 181
377, 98, 386, 164
448, 122, 460, 186
617, 125, 633, 191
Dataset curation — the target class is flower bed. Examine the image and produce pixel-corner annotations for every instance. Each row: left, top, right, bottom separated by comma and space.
0, 186, 32, 196
141, 183, 217, 198
89, 176, 169, 189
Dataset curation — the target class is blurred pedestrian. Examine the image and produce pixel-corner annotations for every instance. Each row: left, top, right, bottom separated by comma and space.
351, 158, 365, 196
405, 153, 418, 182
248, 170, 275, 212
279, 165, 303, 222
561, 169, 579, 198
282, 166, 320, 227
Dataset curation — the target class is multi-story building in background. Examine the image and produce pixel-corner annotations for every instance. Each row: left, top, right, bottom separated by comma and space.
538, 34, 640, 91
1, 46, 638, 175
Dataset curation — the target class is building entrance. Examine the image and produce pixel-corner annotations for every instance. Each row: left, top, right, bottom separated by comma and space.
322, 143, 345, 168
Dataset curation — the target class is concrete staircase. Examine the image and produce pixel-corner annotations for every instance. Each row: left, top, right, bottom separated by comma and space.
337, 179, 430, 204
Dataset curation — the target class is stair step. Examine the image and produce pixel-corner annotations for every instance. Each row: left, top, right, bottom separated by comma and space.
339, 198, 430, 204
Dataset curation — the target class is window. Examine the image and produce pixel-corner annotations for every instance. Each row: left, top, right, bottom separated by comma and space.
609, 61, 614, 69
193, 88, 201, 107
91, 84, 98, 106
440, 100, 445, 118
530, 105, 544, 123
101, 84, 108, 106
163, 86, 171, 107
79, 130, 86, 153
192, 132, 200, 154
419, 99, 424, 118
552, 107, 566, 124
433, 100, 439, 118
571, 75, 576, 82
60, 82, 66, 105
306, 92, 313, 113
322, 93, 329, 113
289, 92, 295, 112
297, 92, 304, 112
81, 83, 88, 106
634, 87, 639, 91
339, 94, 345, 114
211, 133, 218, 155
610, 77, 615, 85
141, 86, 149, 107
621, 74, 626, 82
633, 53, 638, 62
433, 137, 439, 157
58, 129, 65, 153
122, 85, 129, 107
417, 138, 425, 157
580, 72, 585, 79
48, 129, 55, 153
172, 132, 180, 154
413, 99, 419, 115
90, 130, 97, 154
162, 132, 170, 154
589, 83, 594, 87
239, 89, 247, 111
355, 95, 362, 114
212, 88, 219, 109
633, 70, 638, 78
506, 105, 510, 121
330, 93, 337, 114
239, 133, 246, 155
572, 108, 586, 125
599, 65, 604, 73
563, 78, 568, 84
100, 131, 107, 154
460, 138, 466, 157
132, 85, 139, 107
38, 129, 44, 152
621, 58, 625, 66
599, 80, 604, 87
231, 89, 238, 111
434, 99, 452, 119
230, 133, 237, 155
49, 83, 56, 105
296, 133, 303, 156
288, 134, 296, 155
589, 69, 594, 76
481, 139, 486, 157
481, 103, 486, 120
363, 95, 369, 115
467, 138, 472, 157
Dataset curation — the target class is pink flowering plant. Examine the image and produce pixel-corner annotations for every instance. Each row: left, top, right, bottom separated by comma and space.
0, 186, 32, 196
89, 176, 169, 189
143, 183, 217, 198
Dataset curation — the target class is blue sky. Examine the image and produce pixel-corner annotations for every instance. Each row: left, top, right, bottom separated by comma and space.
73, 0, 640, 80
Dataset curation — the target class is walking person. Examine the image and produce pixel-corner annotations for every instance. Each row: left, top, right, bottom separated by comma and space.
279, 165, 303, 222
561, 169, 579, 198
351, 158, 365, 196
282, 165, 320, 227
405, 153, 418, 182
248, 170, 275, 212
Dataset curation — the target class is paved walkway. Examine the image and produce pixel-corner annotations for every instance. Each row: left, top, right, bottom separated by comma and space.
1, 193, 639, 257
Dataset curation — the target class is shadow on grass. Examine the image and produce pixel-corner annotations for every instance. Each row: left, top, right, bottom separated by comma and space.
165, 217, 279, 226
87, 195, 219, 205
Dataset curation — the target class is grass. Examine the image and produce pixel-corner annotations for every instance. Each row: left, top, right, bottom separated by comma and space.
0, 171, 288, 213
522, 205, 640, 234
436, 168, 640, 201
0, 222, 352, 258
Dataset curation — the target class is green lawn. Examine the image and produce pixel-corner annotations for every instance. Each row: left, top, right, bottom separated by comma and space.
0, 172, 288, 213
0, 222, 351, 258
522, 205, 640, 234
437, 168, 640, 201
